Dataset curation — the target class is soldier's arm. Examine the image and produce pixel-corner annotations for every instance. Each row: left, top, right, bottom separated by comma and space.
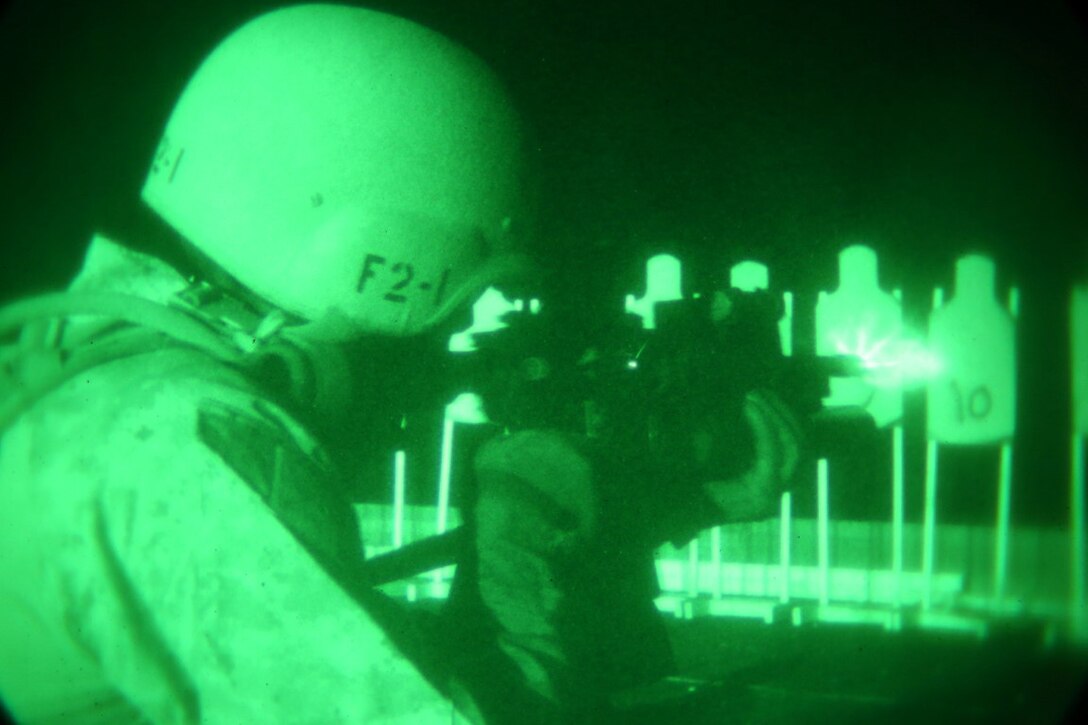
0, 365, 468, 723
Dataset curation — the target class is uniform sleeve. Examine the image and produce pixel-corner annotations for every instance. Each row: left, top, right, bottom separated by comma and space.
1, 357, 464, 724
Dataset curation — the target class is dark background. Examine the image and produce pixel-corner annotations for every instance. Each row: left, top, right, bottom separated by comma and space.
1, 0, 1086, 524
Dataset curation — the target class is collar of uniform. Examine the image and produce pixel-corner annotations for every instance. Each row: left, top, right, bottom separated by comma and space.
68, 233, 191, 304
65, 235, 273, 352
43, 234, 193, 349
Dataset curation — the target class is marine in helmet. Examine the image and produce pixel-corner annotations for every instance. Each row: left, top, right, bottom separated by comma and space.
0, 5, 532, 722
0, 4, 805, 723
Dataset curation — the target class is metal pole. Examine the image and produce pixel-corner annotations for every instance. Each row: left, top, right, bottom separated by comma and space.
712, 526, 723, 600
779, 491, 792, 604
923, 440, 939, 611
990, 286, 1019, 613
437, 414, 454, 535
892, 425, 905, 608
923, 286, 943, 613
993, 443, 1013, 609
817, 459, 830, 607
433, 413, 456, 594
1073, 434, 1086, 638
393, 450, 406, 550
688, 538, 701, 600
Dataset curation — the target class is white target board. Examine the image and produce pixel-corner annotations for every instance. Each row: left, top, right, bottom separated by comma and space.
729, 260, 769, 292
729, 260, 793, 355
448, 287, 523, 352
625, 254, 683, 329
1073, 284, 1088, 436
815, 245, 904, 428
926, 255, 1017, 444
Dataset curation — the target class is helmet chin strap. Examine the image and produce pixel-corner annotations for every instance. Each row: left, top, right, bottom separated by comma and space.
173, 281, 358, 420
264, 328, 354, 420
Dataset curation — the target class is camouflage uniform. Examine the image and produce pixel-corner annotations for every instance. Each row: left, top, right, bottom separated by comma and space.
0, 237, 467, 723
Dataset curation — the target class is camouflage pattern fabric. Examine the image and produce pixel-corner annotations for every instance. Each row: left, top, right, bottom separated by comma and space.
0, 237, 466, 723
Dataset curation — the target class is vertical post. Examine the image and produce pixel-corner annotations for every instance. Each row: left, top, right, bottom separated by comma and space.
779, 288, 793, 607
922, 441, 939, 611
780, 291, 794, 357
687, 538, 701, 600
393, 450, 406, 549
990, 286, 1019, 612
1070, 283, 1087, 638
892, 425, 905, 608
923, 286, 943, 613
433, 413, 456, 595
1073, 434, 1086, 638
817, 459, 830, 607
779, 491, 792, 604
890, 288, 905, 613
994, 443, 1013, 610
711, 526, 723, 600
437, 414, 455, 536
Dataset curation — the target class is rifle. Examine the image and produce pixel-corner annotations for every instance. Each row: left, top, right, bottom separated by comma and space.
361, 286, 869, 584
463, 287, 868, 469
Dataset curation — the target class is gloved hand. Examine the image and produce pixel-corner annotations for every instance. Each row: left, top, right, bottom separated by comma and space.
701, 389, 803, 522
